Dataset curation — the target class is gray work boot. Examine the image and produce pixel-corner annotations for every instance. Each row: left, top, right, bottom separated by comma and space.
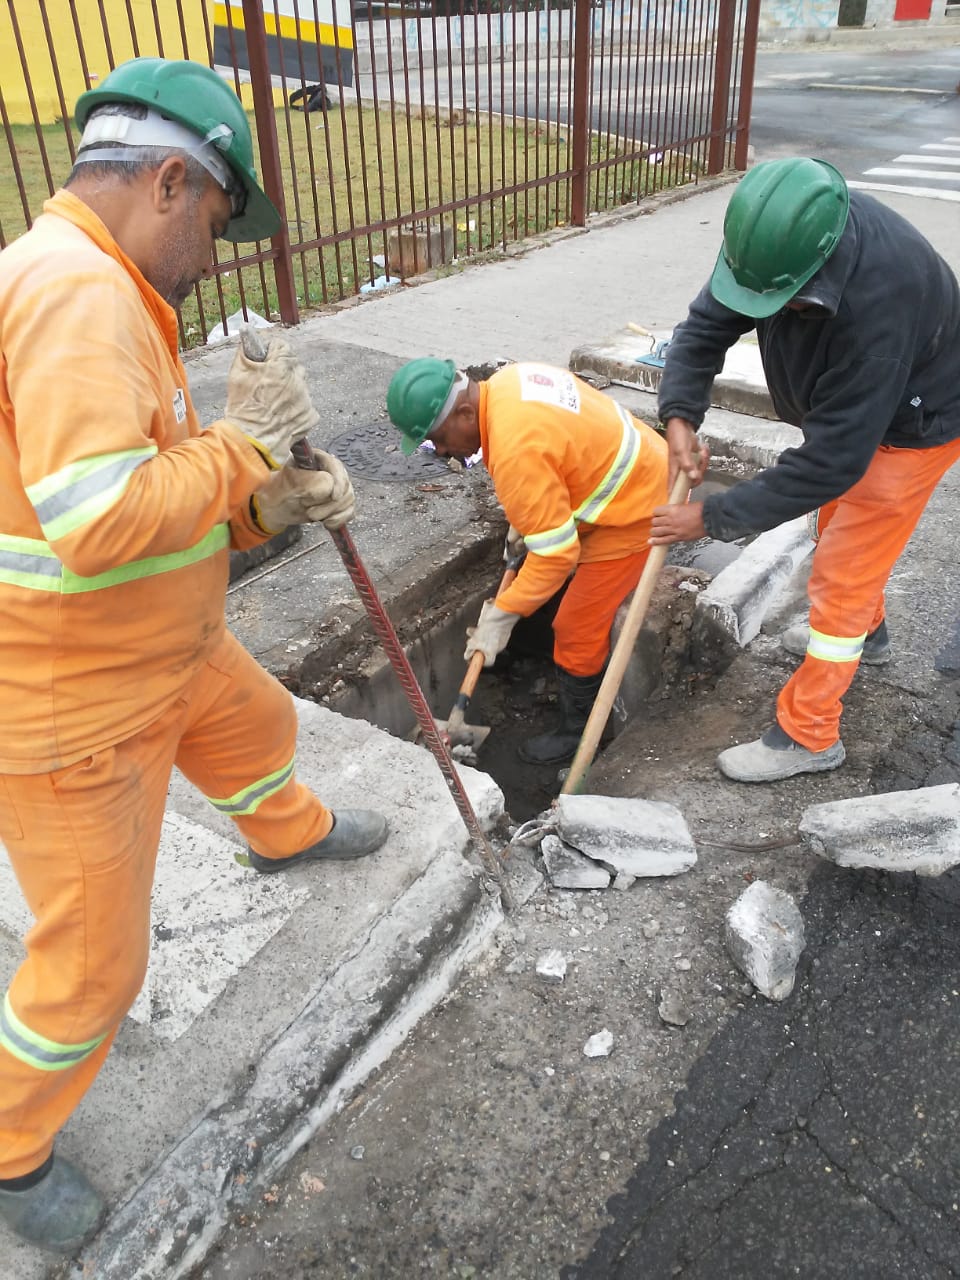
0, 1155, 104, 1253
248, 810, 388, 872
717, 722, 845, 783
518, 667, 606, 766
781, 618, 892, 666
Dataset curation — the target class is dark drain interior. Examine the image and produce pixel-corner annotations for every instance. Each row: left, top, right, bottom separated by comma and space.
318, 471, 749, 822
324, 573, 728, 823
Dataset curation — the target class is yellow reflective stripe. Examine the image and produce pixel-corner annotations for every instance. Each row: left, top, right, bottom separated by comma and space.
523, 519, 578, 557
0, 993, 105, 1072
807, 627, 866, 663
26, 447, 158, 542
573, 406, 641, 525
207, 755, 296, 817
0, 526, 229, 595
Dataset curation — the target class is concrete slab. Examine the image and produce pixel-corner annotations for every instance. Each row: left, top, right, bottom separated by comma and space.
0, 700, 505, 1280
570, 327, 776, 419
799, 784, 960, 876
697, 517, 814, 647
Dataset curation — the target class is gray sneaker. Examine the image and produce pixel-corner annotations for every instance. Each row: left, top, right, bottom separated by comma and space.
0, 1156, 104, 1253
247, 809, 388, 872
718, 723, 845, 783
781, 619, 891, 666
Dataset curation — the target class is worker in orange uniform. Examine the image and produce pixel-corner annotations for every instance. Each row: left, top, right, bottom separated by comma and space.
0, 58, 388, 1254
650, 157, 960, 782
387, 359, 669, 764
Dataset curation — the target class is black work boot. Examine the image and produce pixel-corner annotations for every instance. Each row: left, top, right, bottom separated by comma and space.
0, 1154, 104, 1253
247, 810, 388, 872
518, 667, 605, 766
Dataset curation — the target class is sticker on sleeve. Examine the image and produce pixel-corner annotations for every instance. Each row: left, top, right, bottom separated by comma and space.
518, 366, 580, 414
173, 388, 187, 423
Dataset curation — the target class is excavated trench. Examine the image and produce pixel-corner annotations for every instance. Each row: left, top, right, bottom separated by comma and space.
250, 368, 752, 822
311, 469, 747, 822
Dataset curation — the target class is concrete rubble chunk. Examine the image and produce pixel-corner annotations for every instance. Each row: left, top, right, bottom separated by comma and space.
540, 832, 612, 890
535, 949, 568, 983
555, 794, 697, 879
724, 880, 805, 1002
583, 1029, 614, 1058
799, 783, 960, 876
657, 987, 690, 1028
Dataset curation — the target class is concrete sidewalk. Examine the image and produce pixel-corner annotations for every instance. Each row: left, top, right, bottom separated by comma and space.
1, 170, 958, 1279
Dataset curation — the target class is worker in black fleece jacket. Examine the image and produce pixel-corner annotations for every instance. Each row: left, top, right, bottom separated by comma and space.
650, 157, 960, 783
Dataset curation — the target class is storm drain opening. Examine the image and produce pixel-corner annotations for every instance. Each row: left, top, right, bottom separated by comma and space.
323, 547, 742, 823
286, 416, 762, 822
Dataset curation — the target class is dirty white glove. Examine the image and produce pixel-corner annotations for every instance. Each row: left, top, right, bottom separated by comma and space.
503, 523, 527, 563
464, 600, 520, 668
225, 336, 321, 470
252, 448, 355, 532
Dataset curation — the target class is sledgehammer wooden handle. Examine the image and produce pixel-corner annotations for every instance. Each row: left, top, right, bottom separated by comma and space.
560, 470, 692, 797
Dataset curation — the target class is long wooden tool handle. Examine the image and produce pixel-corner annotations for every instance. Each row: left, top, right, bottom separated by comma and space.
453, 563, 520, 708
560, 470, 692, 797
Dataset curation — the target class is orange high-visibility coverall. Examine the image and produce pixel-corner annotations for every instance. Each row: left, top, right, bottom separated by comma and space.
479, 363, 669, 675
777, 437, 960, 751
0, 192, 333, 1178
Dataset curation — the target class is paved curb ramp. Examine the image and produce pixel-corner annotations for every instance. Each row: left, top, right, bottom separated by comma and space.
0, 328, 820, 1280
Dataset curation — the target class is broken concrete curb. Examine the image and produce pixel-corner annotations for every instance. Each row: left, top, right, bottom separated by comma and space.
554, 794, 697, 879
799, 783, 960, 876
697, 517, 813, 647
540, 833, 612, 889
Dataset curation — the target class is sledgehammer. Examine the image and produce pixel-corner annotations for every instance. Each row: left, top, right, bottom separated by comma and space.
424, 547, 524, 760
239, 327, 514, 910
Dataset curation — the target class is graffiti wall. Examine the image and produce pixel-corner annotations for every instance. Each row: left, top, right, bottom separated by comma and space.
759, 0, 840, 28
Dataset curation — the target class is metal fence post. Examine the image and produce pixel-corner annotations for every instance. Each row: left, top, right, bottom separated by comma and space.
240, 0, 299, 325
734, 0, 762, 171
570, 0, 592, 226
706, 0, 737, 176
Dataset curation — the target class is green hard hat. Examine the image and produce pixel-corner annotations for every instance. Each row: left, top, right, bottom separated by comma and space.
710, 158, 850, 319
75, 57, 280, 243
387, 358, 458, 455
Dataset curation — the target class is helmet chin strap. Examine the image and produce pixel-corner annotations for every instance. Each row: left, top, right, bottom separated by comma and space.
74, 108, 245, 215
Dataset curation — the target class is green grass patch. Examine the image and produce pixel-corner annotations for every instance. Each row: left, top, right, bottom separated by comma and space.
2, 107, 699, 348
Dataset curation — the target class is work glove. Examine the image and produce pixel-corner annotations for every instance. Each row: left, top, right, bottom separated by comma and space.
252, 448, 355, 532
225, 336, 321, 470
464, 600, 520, 668
503, 523, 527, 564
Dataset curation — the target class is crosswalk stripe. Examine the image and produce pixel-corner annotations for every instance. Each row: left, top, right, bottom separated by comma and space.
891, 153, 960, 167
848, 181, 960, 203
920, 143, 960, 152
865, 167, 960, 181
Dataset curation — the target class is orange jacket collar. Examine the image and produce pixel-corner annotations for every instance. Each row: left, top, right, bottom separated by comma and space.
42, 189, 180, 358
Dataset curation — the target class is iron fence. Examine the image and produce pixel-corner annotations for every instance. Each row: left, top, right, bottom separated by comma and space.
0, 0, 759, 347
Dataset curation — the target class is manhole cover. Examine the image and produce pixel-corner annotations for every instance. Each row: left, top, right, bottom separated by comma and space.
328, 420, 453, 482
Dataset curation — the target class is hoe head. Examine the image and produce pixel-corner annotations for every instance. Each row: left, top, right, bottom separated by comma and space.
435, 714, 492, 760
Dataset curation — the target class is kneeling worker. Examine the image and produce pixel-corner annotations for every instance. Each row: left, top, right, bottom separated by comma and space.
387, 359, 668, 764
